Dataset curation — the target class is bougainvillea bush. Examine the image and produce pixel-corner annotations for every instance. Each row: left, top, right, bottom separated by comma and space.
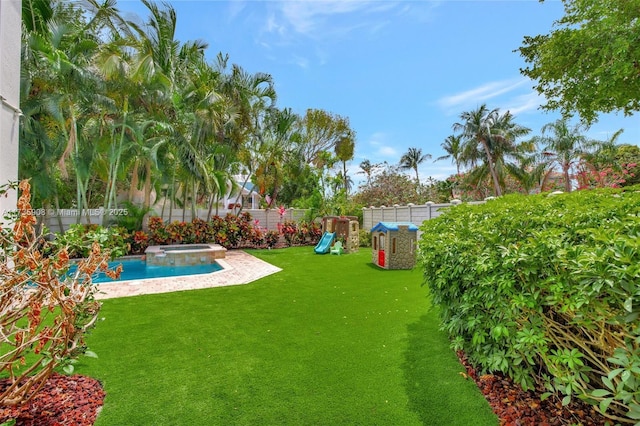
0, 181, 118, 407
418, 187, 640, 424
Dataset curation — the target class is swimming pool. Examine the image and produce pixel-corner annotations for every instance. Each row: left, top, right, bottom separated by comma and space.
69, 258, 223, 283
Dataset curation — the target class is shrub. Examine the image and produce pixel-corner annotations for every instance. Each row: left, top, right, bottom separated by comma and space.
191, 218, 215, 243
248, 227, 266, 248
129, 230, 149, 255
148, 216, 171, 245
165, 221, 190, 244
297, 220, 322, 244
418, 188, 640, 423
358, 228, 371, 248
281, 220, 300, 246
0, 181, 118, 406
53, 224, 129, 259
121, 214, 317, 251
264, 230, 280, 249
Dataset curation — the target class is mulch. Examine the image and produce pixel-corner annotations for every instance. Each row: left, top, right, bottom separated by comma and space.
0, 374, 104, 426
458, 351, 608, 426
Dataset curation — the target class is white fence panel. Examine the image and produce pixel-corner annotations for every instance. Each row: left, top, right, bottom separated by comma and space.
42, 207, 310, 234
362, 201, 486, 231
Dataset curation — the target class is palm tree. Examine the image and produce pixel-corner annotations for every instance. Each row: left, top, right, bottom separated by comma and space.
26, 9, 105, 222
399, 147, 431, 184
453, 105, 502, 195
436, 134, 464, 175
453, 104, 530, 196
504, 140, 555, 194
357, 160, 375, 185
334, 133, 355, 194
536, 119, 589, 192
252, 108, 296, 207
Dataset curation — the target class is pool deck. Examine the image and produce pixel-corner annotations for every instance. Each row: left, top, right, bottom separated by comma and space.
95, 250, 281, 300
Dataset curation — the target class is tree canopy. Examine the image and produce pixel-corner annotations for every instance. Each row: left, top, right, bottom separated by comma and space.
518, 0, 640, 124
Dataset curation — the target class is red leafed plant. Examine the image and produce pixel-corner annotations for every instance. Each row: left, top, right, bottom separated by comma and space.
0, 180, 118, 407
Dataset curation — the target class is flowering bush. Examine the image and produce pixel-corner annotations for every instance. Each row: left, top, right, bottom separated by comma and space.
576, 162, 637, 190
0, 180, 119, 406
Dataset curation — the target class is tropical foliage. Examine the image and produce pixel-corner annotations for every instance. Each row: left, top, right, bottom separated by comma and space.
19, 0, 356, 224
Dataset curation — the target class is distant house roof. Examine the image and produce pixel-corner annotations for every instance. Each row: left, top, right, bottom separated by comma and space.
241, 181, 258, 193
371, 222, 419, 232
232, 180, 259, 196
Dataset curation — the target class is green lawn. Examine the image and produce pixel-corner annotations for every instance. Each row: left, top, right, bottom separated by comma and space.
77, 247, 497, 425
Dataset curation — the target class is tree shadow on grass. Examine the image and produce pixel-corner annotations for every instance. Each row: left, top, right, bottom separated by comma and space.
402, 312, 498, 426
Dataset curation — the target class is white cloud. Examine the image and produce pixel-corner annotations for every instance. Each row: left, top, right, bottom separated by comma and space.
290, 54, 310, 69
279, 1, 375, 35
264, 13, 286, 37
502, 91, 544, 116
227, 1, 247, 21
264, 1, 409, 42
378, 146, 398, 157
437, 78, 529, 113
367, 132, 388, 147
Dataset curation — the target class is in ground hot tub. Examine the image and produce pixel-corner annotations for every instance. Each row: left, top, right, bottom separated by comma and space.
145, 243, 226, 267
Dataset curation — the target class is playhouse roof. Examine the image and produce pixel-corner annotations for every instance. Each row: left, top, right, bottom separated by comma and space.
370, 222, 419, 232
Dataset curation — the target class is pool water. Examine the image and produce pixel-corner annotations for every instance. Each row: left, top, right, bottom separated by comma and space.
69, 259, 223, 283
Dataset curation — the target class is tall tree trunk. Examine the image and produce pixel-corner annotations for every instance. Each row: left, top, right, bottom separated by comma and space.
160, 192, 167, 219
104, 106, 128, 225
168, 180, 175, 222
563, 164, 572, 192
191, 181, 198, 222
206, 194, 214, 221
143, 161, 152, 210
182, 181, 187, 222
233, 175, 252, 215
54, 194, 64, 233
480, 139, 502, 197
129, 160, 139, 203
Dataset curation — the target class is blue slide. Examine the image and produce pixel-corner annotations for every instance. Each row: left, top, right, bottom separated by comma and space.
314, 232, 335, 254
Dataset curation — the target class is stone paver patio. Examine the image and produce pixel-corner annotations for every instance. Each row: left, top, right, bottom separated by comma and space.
95, 250, 281, 300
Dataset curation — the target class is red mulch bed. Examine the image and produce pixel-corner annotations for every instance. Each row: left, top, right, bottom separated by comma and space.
0, 374, 104, 426
0, 357, 611, 425
458, 351, 608, 426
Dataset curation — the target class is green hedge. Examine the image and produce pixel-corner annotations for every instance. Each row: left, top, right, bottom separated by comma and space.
418, 188, 640, 423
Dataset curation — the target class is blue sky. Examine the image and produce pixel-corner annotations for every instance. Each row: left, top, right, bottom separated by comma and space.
119, 0, 640, 185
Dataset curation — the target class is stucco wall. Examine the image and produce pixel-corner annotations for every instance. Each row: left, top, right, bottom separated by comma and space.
0, 0, 22, 217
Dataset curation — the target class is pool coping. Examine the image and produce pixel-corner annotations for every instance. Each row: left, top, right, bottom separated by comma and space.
94, 250, 281, 299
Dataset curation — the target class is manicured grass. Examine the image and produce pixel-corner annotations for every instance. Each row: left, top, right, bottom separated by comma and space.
77, 247, 497, 425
